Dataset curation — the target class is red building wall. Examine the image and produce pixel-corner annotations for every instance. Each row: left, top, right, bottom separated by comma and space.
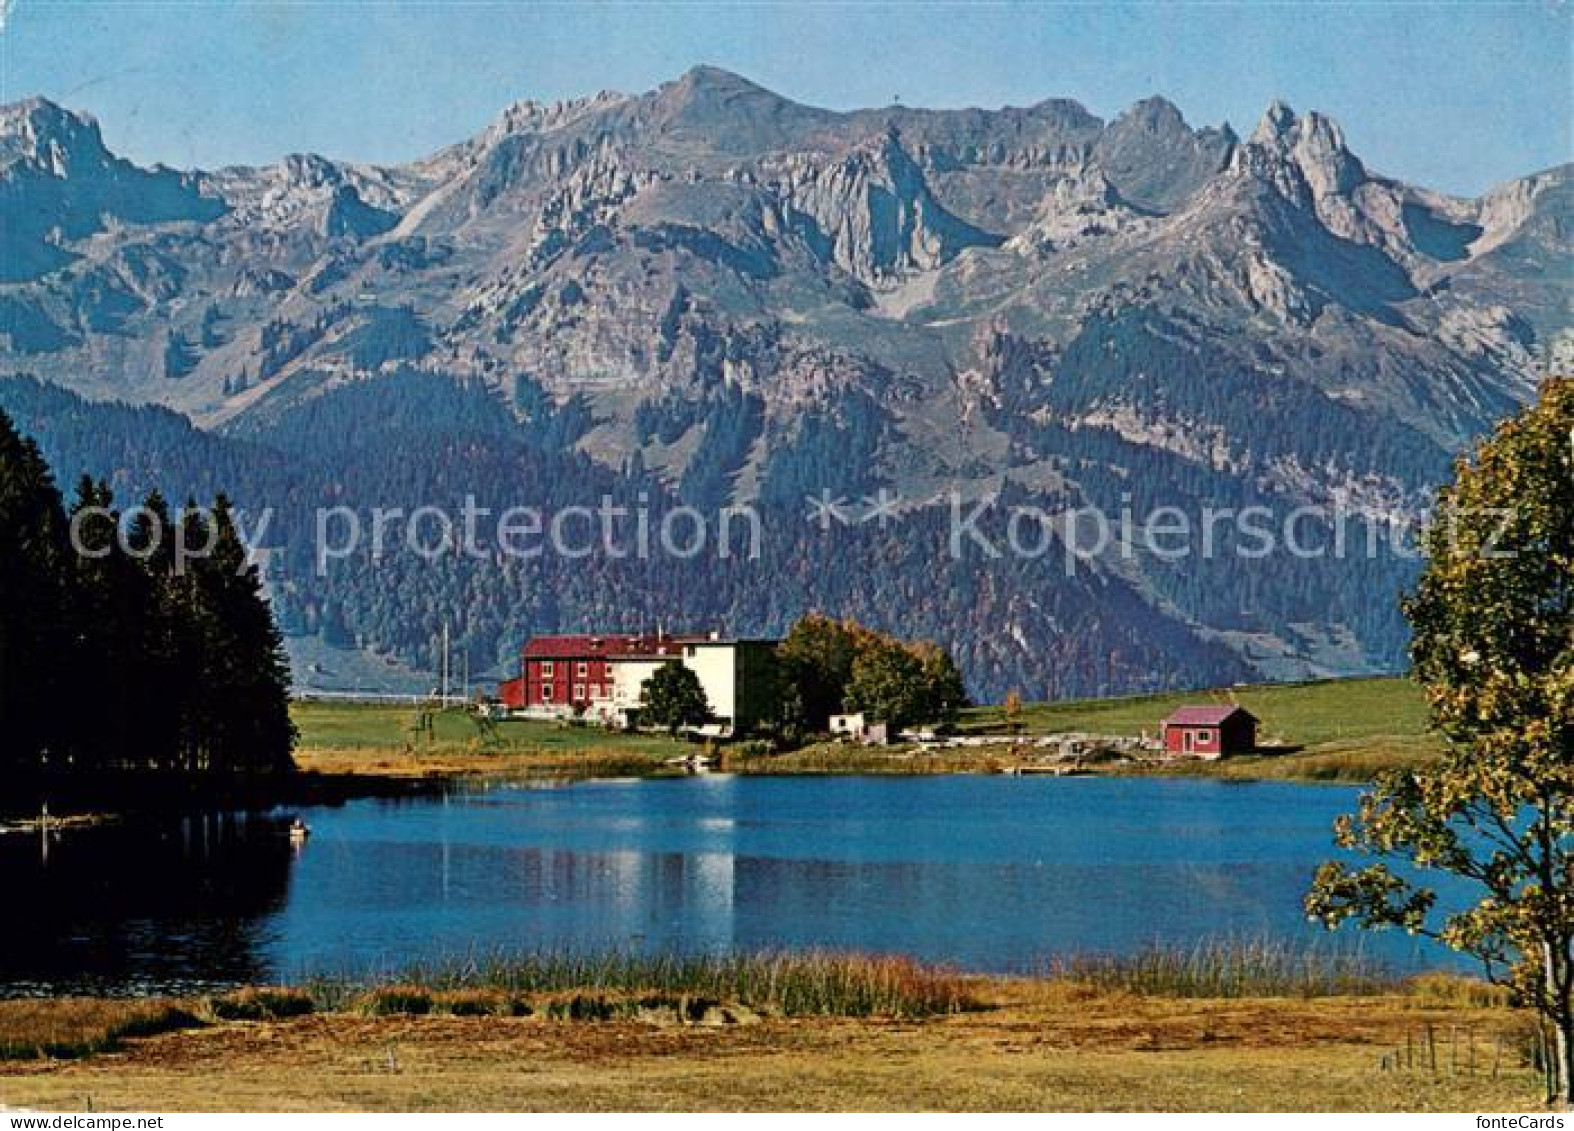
525, 656, 613, 708
1163, 725, 1222, 755
500, 634, 700, 713
1162, 716, 1257, 756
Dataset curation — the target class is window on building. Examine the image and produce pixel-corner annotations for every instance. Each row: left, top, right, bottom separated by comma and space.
574, 684, 585, 701
576, 661, 588, 678
541, 684, 554, 701
542, 661, 554, 677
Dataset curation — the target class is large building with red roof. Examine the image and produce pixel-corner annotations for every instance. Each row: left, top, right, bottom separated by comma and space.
497, 631, 779, 734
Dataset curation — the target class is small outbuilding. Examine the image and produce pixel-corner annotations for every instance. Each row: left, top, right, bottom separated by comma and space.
829, 712, 866, 737
829, 712, 889, 746
1160, 705, 1258, 759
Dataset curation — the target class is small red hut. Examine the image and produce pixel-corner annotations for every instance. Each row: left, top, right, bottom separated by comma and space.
1160, 705, 1258, 759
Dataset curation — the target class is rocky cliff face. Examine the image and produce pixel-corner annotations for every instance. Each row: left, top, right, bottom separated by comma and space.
0, 68, 1566, 695
0, 98, 224, 282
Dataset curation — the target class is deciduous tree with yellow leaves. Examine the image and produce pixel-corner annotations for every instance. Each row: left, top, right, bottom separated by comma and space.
1307, 378, 1573, 1103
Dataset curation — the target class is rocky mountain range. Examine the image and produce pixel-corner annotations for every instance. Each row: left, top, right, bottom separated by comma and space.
0, 67, 1567, 700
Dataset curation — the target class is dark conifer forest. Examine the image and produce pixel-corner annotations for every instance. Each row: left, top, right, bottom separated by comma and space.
0, 407, 295, 811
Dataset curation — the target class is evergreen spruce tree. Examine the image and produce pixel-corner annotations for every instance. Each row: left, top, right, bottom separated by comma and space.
126, 491, 186, 776
0, 415, 296, 801
65, 477, 157, 776
0, 409, 73, 791
185, 496, 296, 777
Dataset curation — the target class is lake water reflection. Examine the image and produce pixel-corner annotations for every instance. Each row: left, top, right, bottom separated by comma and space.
1, 774, 1449, 993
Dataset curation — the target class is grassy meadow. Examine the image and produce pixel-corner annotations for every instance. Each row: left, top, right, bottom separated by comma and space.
958, 675, 1433, 747
289, 675, 1441, 786
289, 700, 692, 781
957, 675, 1441, 783
0, 953, 1545, 1111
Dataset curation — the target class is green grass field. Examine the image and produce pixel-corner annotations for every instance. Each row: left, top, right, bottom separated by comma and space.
961, 675, 1433, 745
289, 700, 691, 781
292, 675, 1441, 784
955, 675, 1441, 782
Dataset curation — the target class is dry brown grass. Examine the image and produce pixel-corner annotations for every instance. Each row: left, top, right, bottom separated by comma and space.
723, 743, 1014, 775
294, 745, 664, 782
0, 980, 1549, 1111
205, 987, 316, 1022
0, 998, 200, 1061
723, 738, 1436, 784
1400, 973, 1514, 1010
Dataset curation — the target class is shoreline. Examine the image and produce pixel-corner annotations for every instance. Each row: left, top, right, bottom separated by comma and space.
0, 969, 1539, 1112
6, 675, 1440, 822
4, 740, 1421, 826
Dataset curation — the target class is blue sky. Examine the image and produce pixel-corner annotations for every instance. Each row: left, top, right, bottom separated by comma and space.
3, 1, 1569, 195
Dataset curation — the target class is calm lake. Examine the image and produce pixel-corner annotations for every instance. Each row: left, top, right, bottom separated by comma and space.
1, 775, 1451, 993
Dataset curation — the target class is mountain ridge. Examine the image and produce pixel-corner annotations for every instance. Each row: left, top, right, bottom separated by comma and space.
0, 68, 1566, 699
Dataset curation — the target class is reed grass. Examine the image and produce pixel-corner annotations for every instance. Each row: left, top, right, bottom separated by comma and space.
306, 949, 976, 1019
206, 986, 317, 1021
1402, 971, 1512, 1010
0, 998, 202, 1060
1052, 938, 1401, 999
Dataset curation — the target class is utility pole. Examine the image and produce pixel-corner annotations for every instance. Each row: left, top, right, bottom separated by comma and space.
440, 621, 450, 706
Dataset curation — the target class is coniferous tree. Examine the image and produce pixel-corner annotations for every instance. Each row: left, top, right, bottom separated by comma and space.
0, 410, 73, 782
0, 413, 297, 806
66, 477, 158, 776
127, 490, 188, 776
184, 496, 296, 777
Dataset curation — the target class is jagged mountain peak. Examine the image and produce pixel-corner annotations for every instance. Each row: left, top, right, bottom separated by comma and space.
480, 88, 635, 146
0, 95, 224, 282
279, 152, 345, 188
0, 95, 97, 136
1232, 98, 1367, 208
0, 73, 1559, 698
0, 96, 111, 172
1244, 101, 1364, 189
1248, 99, 1353, 157
1091, 94, 1235, 213
1252, 98, 1298, 143
650, 63, 794, 123
1120, 94, 1188, 130
639, 64, 838, 157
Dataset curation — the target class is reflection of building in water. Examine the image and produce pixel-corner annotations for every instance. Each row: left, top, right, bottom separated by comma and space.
443, 843, 736, 950
635, 850, 737, 951
452, 780, 744, 952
